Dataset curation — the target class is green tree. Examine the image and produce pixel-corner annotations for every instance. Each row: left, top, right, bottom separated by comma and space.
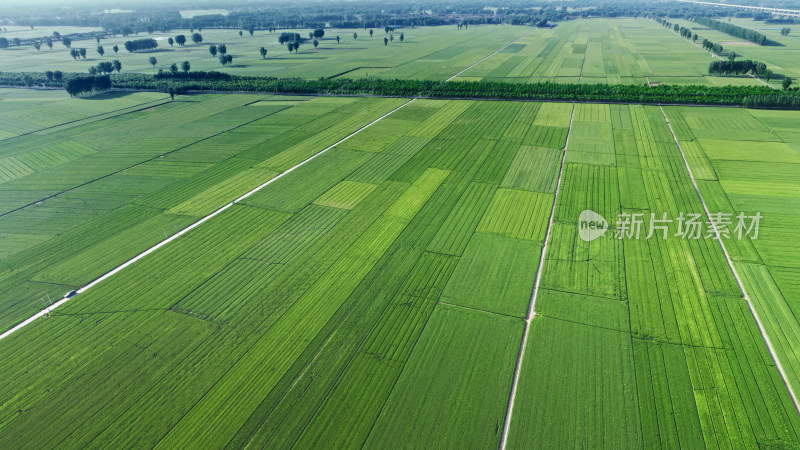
97, 45, 104, 56
79, 48, 86, 59
88, 66, 97, 75
62, 37, 72, 48
384, 37, 388, 46
168, 37, 174, 47
96, 35, 101, 44
314, 39, 319, 48
34, 42, 41, 51
147, 25, 154, 34
781, 28, 791, 36
400, 33, 404, 42
218, 44, 227, 54
0, 38, 7, 49
353, 32, 357, 40
149, 56, 157, 68
287, 42, 293, 53
53, 70, 62, 81
170, 63, 178, 74
336, 35, 340, 44
390, 34, 394, 42
175, 34, 186, 46
260, 46, 267, 58
181, 60, 190, 73
45, 70, 54, 81
209, 44, 217, 57
692, 33, 698, 42
191, 33, 203, 44
219, 54, 233, 65
249, 25, 255, 37
240, 30, 244, 37
313, 29, 325, 39
113, 44, 119, 54
46, 39, 53, 50
369, 29, 373, 37
112, 59, 121, 72
784, 77, 793, 90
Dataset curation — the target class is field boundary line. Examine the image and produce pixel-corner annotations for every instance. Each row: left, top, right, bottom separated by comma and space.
445, 30, 533, 81
658, 105, 800, 416
0, 97, 416, 341
498, 103, 576, 449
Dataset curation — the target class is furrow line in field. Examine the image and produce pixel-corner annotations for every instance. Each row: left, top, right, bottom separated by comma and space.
498, 103, 576, 450
0, 98, 417, 341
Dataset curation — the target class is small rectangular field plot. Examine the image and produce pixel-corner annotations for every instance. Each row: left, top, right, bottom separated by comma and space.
500, 146, 562, 193
441, 233, 541, 317
476, 188, 553, 242
364, 305, 523, 449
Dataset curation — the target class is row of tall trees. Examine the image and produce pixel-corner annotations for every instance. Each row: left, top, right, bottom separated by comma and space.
701, 39, 724, 56
4, 70, 799, 109
692, 16, 767, 45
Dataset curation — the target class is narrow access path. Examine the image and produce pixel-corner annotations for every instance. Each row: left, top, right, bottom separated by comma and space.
658, 104, 800, 416
445, 30, 533, 81
498, 103, 576, 449
0, 98, 417, 341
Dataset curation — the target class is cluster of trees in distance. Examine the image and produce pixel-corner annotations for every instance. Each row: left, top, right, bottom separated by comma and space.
124, 38, 158, 52
709, 60, 773, 80
692, 16, 768, 45
63, 74, 110, 96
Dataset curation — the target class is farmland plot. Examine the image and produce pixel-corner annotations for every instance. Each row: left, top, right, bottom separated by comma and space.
508, 103, 800, 448
0, 99, 566, 448
0, 93, 403, 332
456, 19, 761, 86
0, 25, 527, 80
664, 106, 800, 402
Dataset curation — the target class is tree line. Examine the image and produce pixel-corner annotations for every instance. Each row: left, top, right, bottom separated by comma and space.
701, 39, 724, 56
2, 70, 794, 109
4, 69, 799, 109
692, 16, 767, 45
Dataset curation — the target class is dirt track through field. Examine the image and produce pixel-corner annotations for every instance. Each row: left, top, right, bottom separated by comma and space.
498, 103, 576, 449
445, 30, 533, 81
0, 97, 417, 341
658, 105, 800, 416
